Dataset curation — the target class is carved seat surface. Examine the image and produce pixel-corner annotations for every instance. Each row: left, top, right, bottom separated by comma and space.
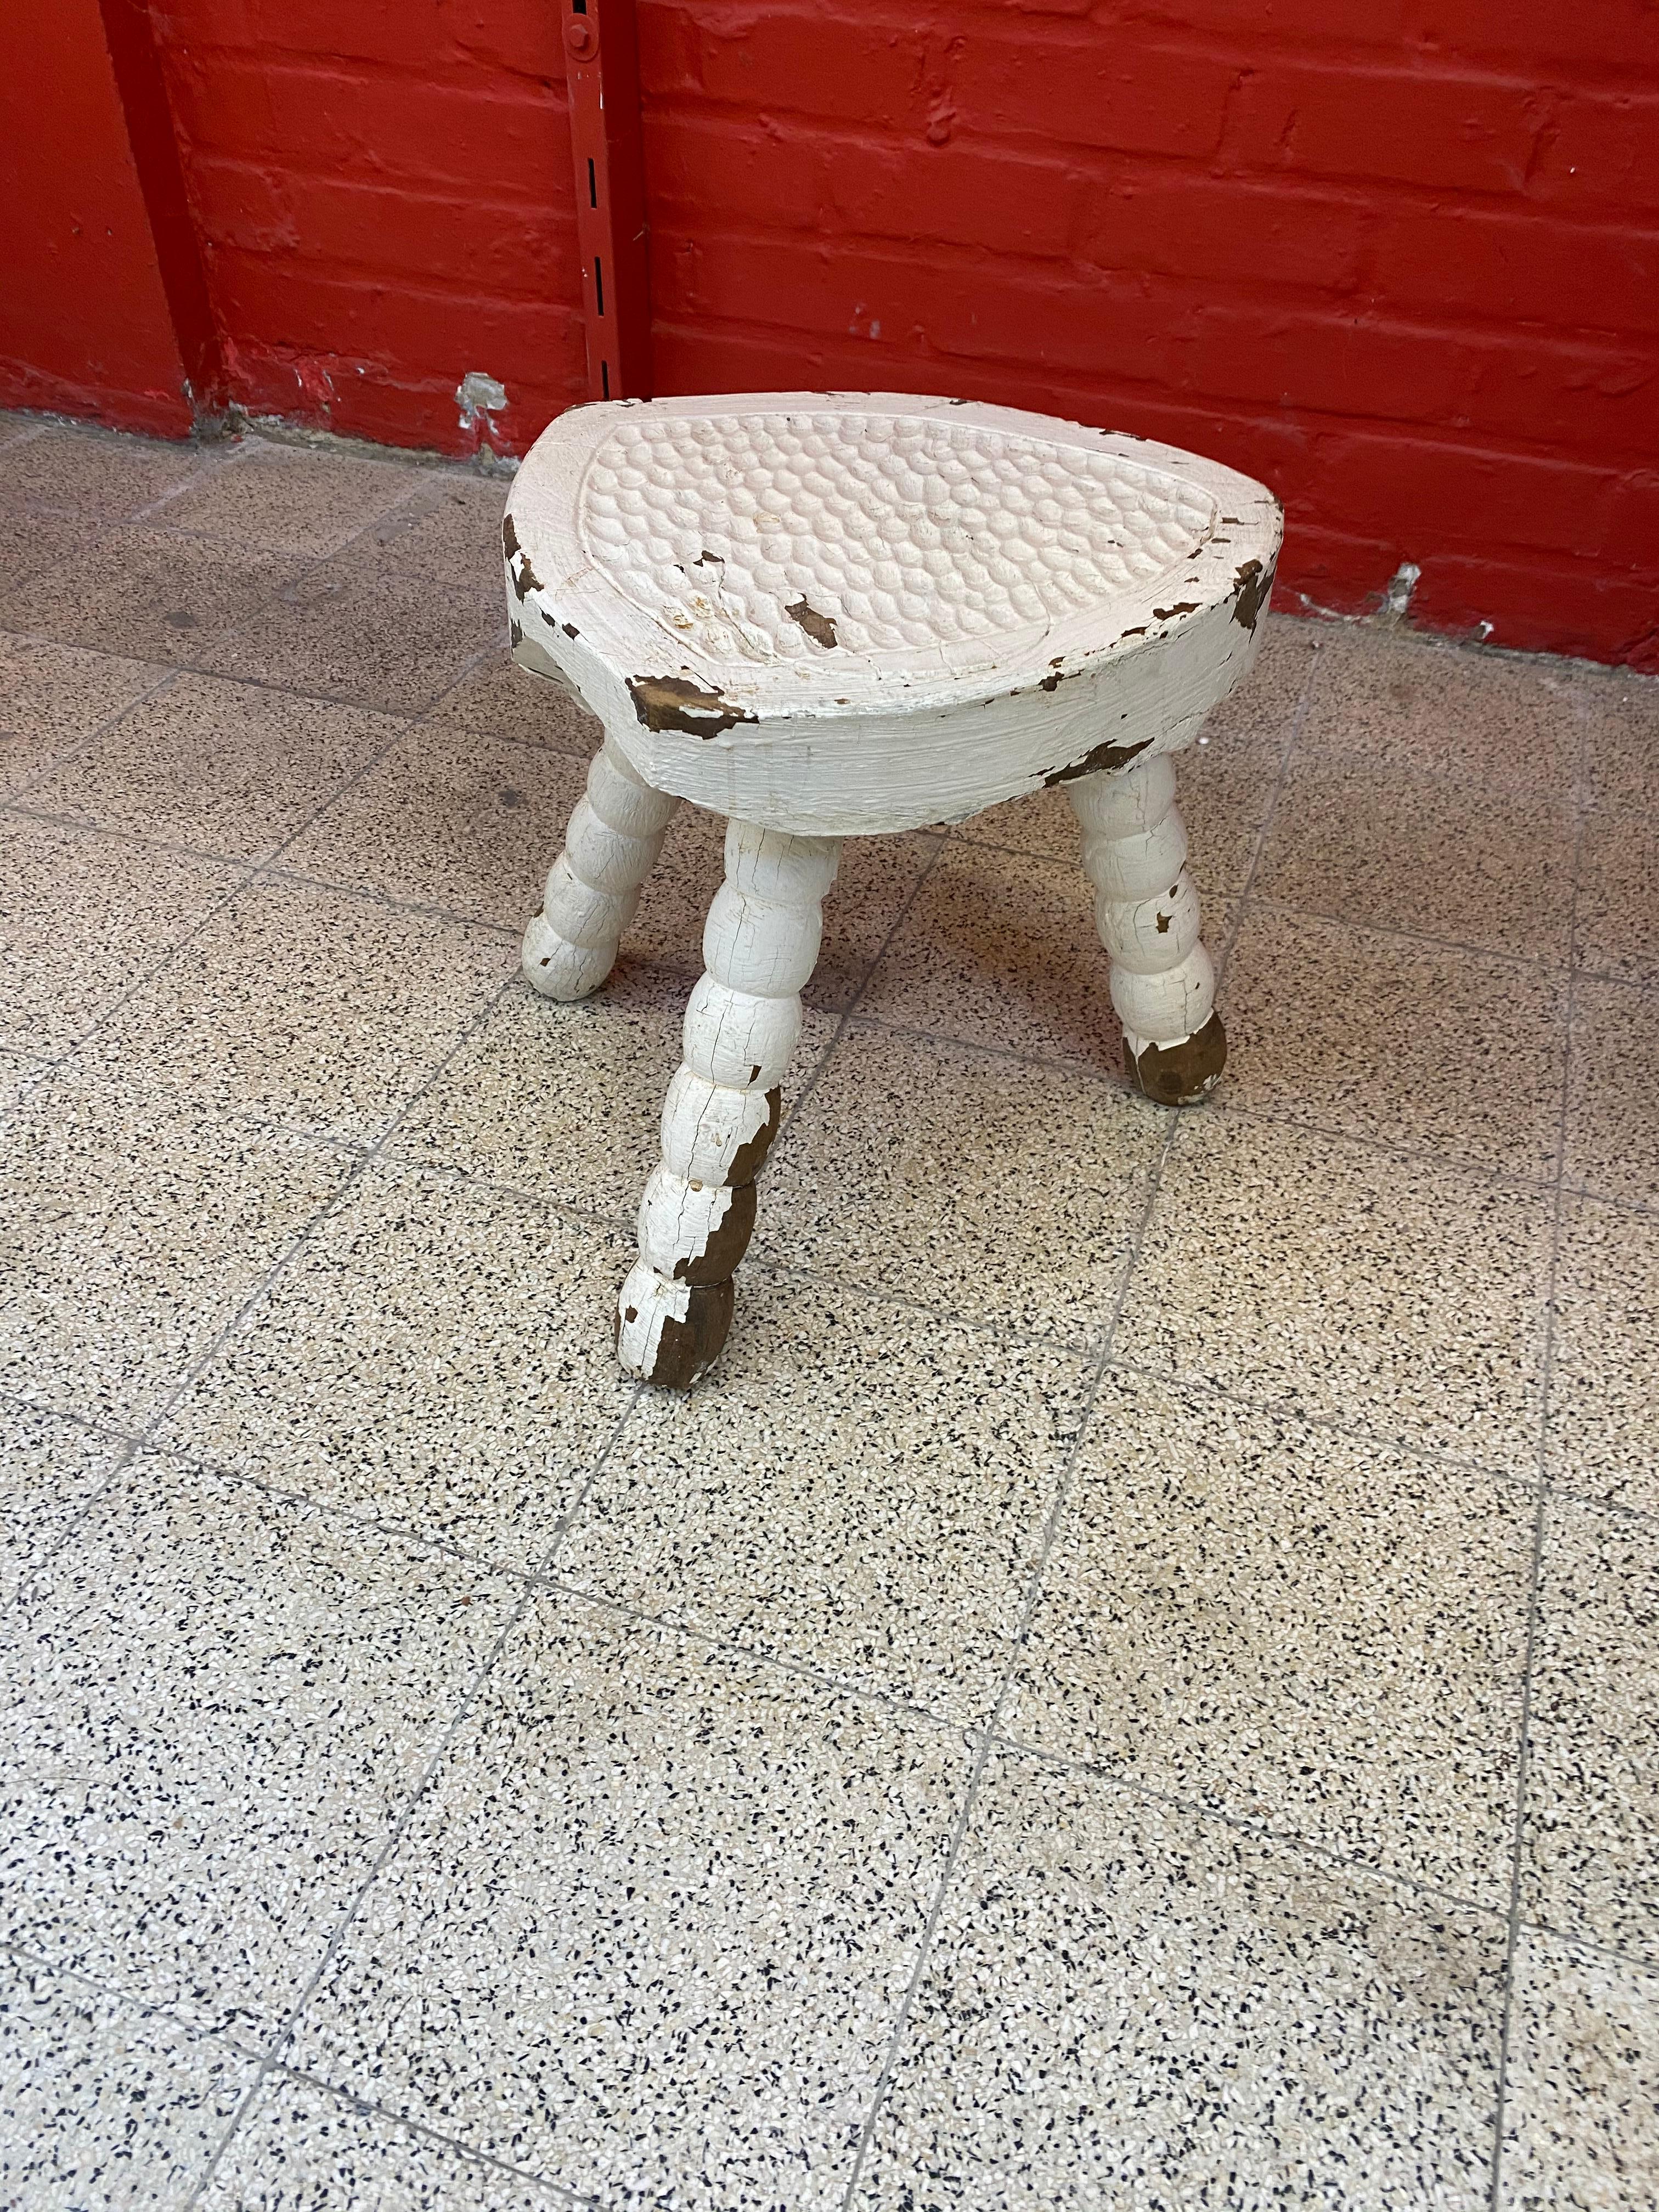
502, 392, 1283, 1384
506, 392, 1280, 833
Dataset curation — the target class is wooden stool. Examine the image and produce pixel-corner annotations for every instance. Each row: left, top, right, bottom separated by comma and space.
503, 393, 1282, 1386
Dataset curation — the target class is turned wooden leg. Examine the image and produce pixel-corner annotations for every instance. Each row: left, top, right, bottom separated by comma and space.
522, 732, 680, 1001
616, 819, 841, 1387
1068, 752, 1226, 1105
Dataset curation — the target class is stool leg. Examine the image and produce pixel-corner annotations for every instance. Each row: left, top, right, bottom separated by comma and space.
616, 819, 842, 1387
1067, 752, 1227, 1105
522, 733, 680, 1001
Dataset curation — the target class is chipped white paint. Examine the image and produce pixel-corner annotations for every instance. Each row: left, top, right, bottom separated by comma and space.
456, 371, 508, 435
506, 392, 1281, 1380
1069, 753, 1223, 1102
522, 732, 678, 1001
614, 821, 840, 1388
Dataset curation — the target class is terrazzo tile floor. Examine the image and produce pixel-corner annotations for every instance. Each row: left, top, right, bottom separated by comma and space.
0, 411, 1655, 2210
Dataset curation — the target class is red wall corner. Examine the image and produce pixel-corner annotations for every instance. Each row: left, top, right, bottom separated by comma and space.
1, 0, 194, 437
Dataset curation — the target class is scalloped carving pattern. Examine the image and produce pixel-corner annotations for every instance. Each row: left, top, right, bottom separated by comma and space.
579, 410, 1217, 664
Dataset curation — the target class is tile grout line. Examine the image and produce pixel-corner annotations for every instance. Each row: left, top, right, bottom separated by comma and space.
761, 832, 951, 1183
977, 1733, 1516, 1927
838, 1100, 1184, 2205
1211, 625, 1323, 986
183, 1381, 649, 2211
1510, 1921, 1659, 1982
1483, 691, 1591, 2210
0, 1931, 592, 2208
0, 659, 188, 809
8, 964, 529, 1592
842, 628, 1336, 2202
1, 448, 490, 815
247, 2062, 596, 2208
1239, 893, 1571, 977
1, 479, 514, 1102
179, 1583, 544, 2210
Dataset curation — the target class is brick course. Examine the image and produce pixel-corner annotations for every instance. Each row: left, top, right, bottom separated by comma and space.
10, 1, 1651, 665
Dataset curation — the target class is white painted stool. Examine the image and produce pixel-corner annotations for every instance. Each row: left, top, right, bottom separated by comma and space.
503, 393, 1282, 1387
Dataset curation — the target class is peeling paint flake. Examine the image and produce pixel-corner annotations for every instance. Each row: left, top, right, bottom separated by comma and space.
503, 514, 543, 599
628, 673, 757, 737
1042, 733, 1153, 787
784, 597, 839, 650
1232, 557, 1273, 631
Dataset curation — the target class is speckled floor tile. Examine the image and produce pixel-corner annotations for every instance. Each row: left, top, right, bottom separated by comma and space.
1520, 1496, 1659, 1966
0, 422, 210, 518
1547, 1195, 1659, 1516
0, 507, 97, 597
0, 1072, 351, 1427
201, 2075, 566, 2211
387, 966, 836, 1219
555, 1273, 1089, 1724
0, 1952, 254, 2210
1004, 1367, 1533, 1903
0, 1048, 42, 1111
0, 526, 308, 665
356, 471, 507, 582
1171, 730, 1285, 898
630, 806, 943, 1011
755, 1024, 1165, 1348
1581, 669, 1659, 813
860, 842, 1124, 1065
1255, 755, 1575, 963
24, 673, 405, 861
1222, 904, 1566, 1180
1577, 811, 1659, 989
200, 562, 504, 714
1498, 1931, 1659, 2211
12, 416, 1659, 2207
1117, 1111, 1554, 1476
856, 1748, 1506, 2212
1194, 609, 1322, 747
0, 630, 166, 795
423, 642, 602, 754
1564, 977, 1659, 1209
0, 813, 240, 1054
80, 876, 514, 1144
284, 724, 584, 926
286, 1598, 970, 2210
157, 438, 421, 556
1301, 624, 1583, 792
0, 1404, 126, 1607
0, 1453, 518, 2033
159, 1163, 635, 1570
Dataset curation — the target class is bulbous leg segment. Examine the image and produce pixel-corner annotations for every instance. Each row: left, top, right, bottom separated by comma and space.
522, 733, 679, 1001
1067, 752, 1228, 1107
617, 820, 841, 1386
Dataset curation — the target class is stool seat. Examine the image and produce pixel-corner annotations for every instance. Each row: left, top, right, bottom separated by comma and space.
505, 392, 1280, 834
501, 393, 1283, 1387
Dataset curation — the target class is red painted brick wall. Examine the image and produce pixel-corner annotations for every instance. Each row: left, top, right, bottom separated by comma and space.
639, 1, 1659, 668
1, 0, 193, 437
9, 3, 1656, 666
149, 0, 588, 458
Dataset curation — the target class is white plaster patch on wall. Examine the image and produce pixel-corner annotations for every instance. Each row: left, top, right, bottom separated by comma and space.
456, 371, 509, 434
1378, 560, 1422, 625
